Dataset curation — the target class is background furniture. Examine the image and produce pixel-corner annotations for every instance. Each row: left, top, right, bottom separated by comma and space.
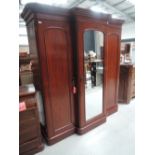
118, 64, 135, 103
19, 84, 44, 155
120, 42, 134, 63
19, 53, 33, 85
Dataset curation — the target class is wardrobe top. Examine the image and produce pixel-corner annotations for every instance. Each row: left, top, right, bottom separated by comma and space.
21, 3, 69, 17
21, 3, 124, 25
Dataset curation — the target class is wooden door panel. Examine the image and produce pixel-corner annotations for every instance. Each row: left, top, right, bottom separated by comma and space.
106, 33, 120, 113
44, 28, 71, 132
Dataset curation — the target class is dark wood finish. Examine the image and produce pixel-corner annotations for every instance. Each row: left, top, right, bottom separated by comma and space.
21, 3, 75, 145
19, 55, 30, 66
19, 84, 44, 155
105, 27, 122, 116
131, 66, 135, 98
21, 3, 123, 138
118, 64, 135, 103
70, 8, 123, 133
121, 43, 131, 54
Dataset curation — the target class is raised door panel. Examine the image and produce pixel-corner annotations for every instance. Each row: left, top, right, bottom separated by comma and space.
106, 33, 120, 115
36, 22, 75, 140
44, 28, 71, 132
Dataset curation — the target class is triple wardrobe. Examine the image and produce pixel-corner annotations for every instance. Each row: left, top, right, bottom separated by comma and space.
22, 3, 123, 145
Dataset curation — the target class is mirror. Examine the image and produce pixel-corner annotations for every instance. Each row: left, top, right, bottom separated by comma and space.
84, 30, 104, 121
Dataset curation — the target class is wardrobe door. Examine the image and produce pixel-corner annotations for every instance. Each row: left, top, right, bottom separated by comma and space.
37, 21, 75, 144
72, 20, 107, 134
106, 32, 121, 115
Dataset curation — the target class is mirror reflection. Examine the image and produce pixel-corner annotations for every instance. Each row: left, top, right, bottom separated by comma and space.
84, 30, 104, 121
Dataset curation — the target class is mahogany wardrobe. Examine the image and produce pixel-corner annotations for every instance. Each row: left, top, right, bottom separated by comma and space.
22, 3, 123, 145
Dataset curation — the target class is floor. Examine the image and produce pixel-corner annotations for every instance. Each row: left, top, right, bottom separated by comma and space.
36, 99, 135, 155
85, 85, 103, 120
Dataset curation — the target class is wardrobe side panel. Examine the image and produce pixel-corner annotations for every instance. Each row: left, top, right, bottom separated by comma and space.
27, 21, 42, 90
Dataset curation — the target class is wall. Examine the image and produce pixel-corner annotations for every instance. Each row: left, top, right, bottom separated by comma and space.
19, 36, 28, 46
19, 26, 29, 53
19, 27, 28, 45
121, 22, 135, 64
19, 45, 29, 53
121, 22, 135, 39
84, 30, 95, 53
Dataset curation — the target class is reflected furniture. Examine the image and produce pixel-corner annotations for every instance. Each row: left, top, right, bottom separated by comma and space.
19, 84, 44, 155
21, 3, 123, 144
118, 64, 135, 103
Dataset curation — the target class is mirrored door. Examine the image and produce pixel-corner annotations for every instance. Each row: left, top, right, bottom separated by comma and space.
84, 30, 104, 121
